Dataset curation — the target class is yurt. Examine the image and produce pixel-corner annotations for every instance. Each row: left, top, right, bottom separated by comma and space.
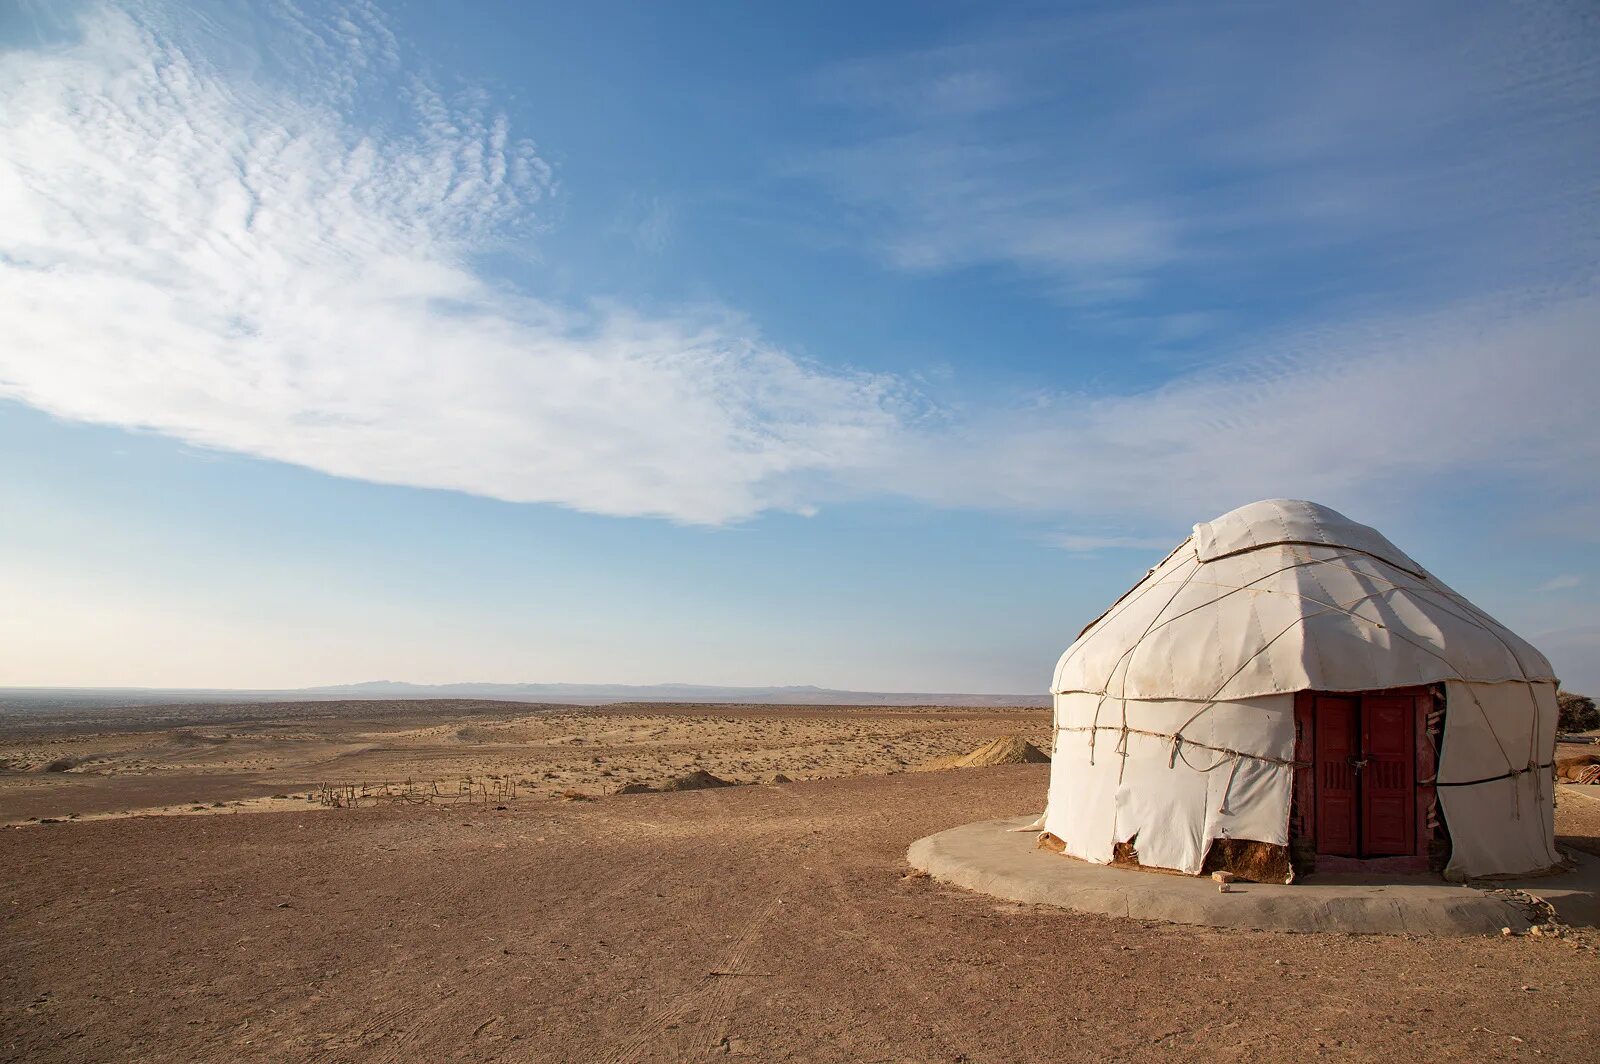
1041, 499, 1561, 883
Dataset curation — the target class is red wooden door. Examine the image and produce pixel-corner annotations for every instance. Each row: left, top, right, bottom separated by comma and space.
1314, 696, 1359, 857
1360, 695, 1416, 856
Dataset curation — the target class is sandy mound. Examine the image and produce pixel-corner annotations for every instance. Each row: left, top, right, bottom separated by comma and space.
613, 769, 735, 795
658, 769, 735, 791
920, 735, 1049, 771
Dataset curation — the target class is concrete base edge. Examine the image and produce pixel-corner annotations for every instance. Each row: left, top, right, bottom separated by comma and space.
908, 817, 1600, 936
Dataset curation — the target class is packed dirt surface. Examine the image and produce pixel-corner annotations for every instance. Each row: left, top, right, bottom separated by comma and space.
6, 763, 1600, 1063
1556, 785, 1600, 857
0, 700, 1049, 824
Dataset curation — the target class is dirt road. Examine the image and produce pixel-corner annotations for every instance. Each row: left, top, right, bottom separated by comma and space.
5, 765, 1599, 1062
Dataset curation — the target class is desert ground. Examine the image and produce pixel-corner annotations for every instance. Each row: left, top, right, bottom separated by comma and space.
4, 701, 1600, 1063
0, 699, 1049, 825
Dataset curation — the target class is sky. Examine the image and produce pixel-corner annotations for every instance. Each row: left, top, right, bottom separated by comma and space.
1, 0, 1596, 693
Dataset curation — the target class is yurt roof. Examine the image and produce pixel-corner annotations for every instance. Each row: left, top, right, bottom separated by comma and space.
1053, 499, 1556, 702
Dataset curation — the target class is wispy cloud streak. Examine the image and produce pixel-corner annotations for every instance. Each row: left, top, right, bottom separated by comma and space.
874, 293, 1600, 526
802, 2, 1600, 310
0, 1, 1595, 540
0, 2, 905, 524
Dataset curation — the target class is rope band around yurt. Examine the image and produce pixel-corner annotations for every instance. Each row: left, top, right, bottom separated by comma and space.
1051, 543, 1555, 838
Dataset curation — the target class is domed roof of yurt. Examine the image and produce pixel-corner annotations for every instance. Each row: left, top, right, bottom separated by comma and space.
1041, 499, 1560, 882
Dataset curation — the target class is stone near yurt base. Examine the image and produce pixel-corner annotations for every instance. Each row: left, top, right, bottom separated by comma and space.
1038, 499, 1561, 883
1035, 831, 1067, 854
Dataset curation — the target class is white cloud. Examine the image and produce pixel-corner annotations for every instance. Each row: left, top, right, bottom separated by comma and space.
1537, 574, 1585, 593
872, 292, 1600, 525
0, 1, 1595, 543
0, 3, 905, 525
803, 4, 1600, 307
1050, 533, 1176, 555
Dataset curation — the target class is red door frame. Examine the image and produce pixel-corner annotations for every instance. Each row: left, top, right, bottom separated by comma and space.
1291, 687, 1436, 872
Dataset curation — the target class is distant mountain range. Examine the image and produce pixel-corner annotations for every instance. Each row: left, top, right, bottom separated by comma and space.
0, 681, 1048, 711
308, 680, 1046, 706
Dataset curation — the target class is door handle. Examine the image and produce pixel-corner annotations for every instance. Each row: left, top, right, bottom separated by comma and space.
1347, 757, 1367, 771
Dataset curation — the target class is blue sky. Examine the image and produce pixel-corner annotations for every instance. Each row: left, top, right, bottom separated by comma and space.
1, 0, 1596, 692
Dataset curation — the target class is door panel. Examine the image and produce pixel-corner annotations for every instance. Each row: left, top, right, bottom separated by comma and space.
1361, 695, 1416, 856
1314, 696, 1359, 857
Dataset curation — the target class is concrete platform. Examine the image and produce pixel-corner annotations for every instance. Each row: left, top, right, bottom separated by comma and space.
907, 817, 1600, 936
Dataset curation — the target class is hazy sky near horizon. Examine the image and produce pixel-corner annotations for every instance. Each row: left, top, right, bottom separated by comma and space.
2, 0, 1597, 693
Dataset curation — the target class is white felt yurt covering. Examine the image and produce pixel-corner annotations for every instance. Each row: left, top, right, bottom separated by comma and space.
1042, 499, 1560, 880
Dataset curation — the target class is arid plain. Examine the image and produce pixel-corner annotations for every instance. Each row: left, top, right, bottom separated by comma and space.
4, 700, 1600, 1063
0, 699, 1049, 825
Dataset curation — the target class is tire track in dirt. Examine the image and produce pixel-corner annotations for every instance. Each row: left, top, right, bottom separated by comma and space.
806, 809, 975, 1062
599, 793, 826, 1064
354, 854, 664, 1064
611, 892, 788, 1063
194, 823, 459, 1060
308, 830, 483, 1061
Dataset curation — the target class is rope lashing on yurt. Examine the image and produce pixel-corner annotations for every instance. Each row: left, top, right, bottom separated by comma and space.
1433, 761, 1554, 788
1055, 724, 1307, 769
1115, 559, 1208, 785
1067, 547, 1383, 837
1084, 554, 1205, 768
1291, 554, 1551, 819
1053, 723, 1296, 823
1285, 553, 1547, 721
1070, 550, 1379, 718
1065, 569, 1526, 784
1198, 540, 1427, 578
1059, 547, 1370, 680
1059, 548, 1543, 840
1085, 572, 1403, 807
1216, 754, 1243, 815
1075, 548, 1371, 771
1041, 501, 1560, 877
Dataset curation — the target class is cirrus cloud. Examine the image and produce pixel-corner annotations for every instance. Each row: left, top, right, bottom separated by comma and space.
0, 2, 908, 525
0, 1, 1595, 544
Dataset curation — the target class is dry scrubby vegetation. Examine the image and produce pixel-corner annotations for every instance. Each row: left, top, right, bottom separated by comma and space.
1558, 689, 1599, 732
0, 700, 1052, 824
